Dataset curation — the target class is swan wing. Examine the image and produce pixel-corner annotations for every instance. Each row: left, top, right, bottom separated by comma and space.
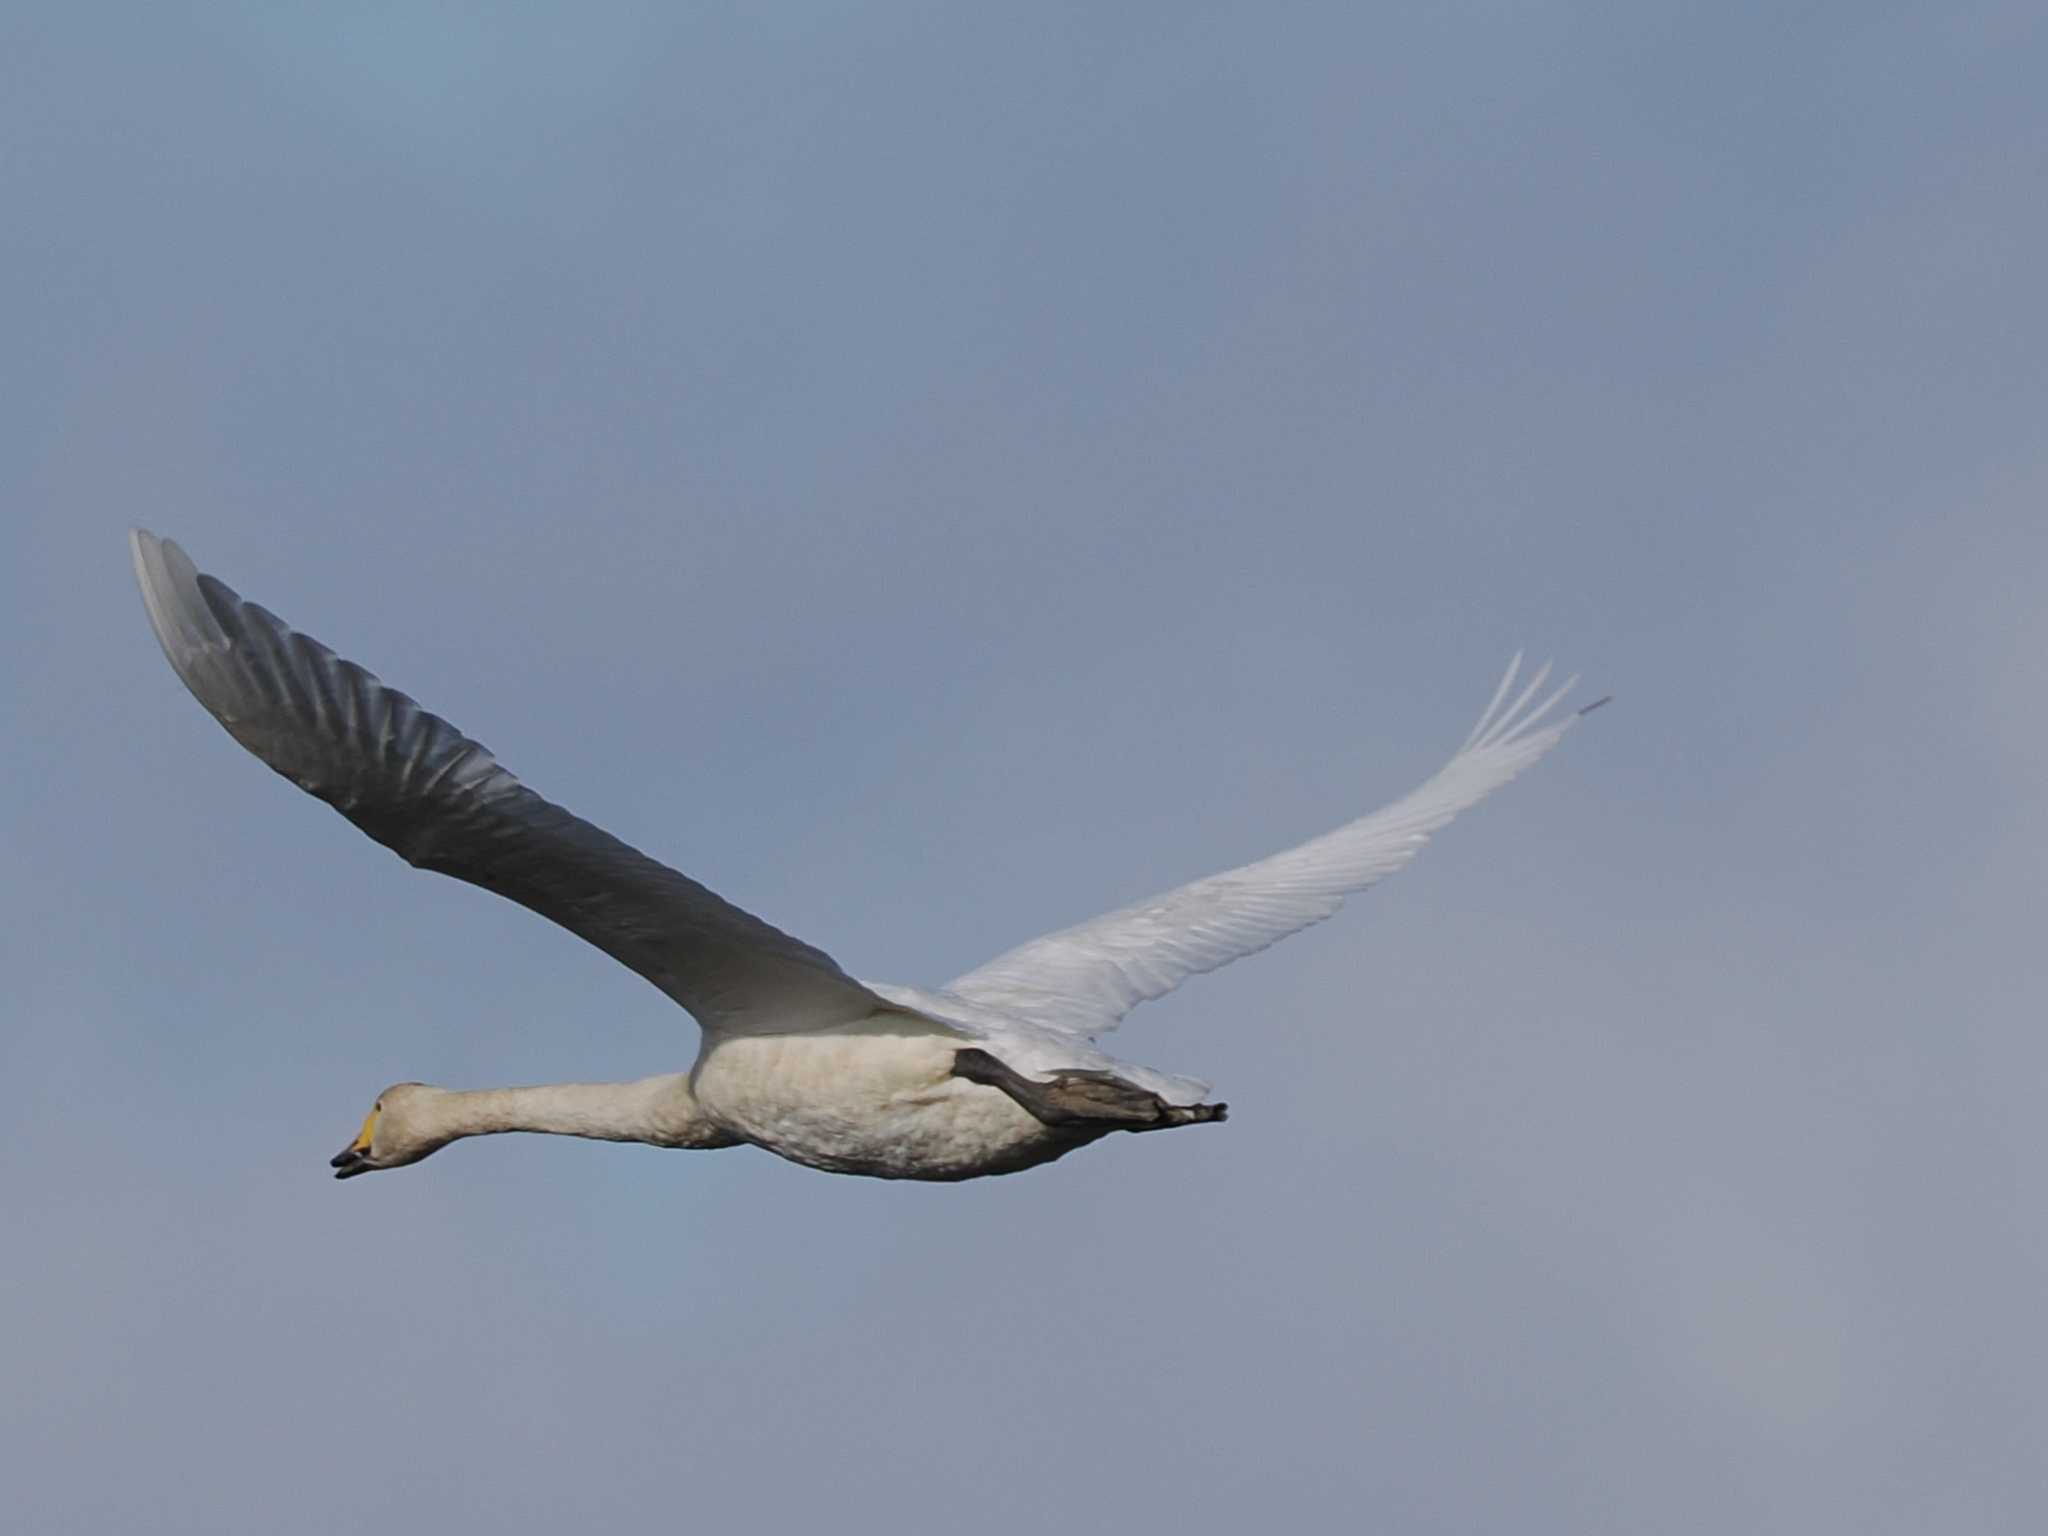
945, 657, 1600, 1039
130, 530, 889, 1036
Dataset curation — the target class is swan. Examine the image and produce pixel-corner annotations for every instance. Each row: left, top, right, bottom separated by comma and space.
131, 531, 1602, 1183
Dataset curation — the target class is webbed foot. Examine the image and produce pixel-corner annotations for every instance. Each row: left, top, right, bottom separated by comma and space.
951, 1048, 1228, 1133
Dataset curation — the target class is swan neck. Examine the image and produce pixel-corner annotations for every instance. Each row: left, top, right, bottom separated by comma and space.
431, 1074, 726, 1149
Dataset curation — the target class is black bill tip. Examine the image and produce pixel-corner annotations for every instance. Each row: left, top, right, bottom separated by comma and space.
330, 1147, 370, 1178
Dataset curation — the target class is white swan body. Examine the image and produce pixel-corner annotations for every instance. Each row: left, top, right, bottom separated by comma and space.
690, 1027, 1077, 1179
131, 531, 1601, 1184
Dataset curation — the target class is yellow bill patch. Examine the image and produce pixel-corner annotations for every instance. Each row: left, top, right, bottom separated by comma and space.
349, 1105, 380, 1154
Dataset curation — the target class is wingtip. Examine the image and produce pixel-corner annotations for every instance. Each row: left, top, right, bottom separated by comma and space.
130, 528, 229, 662
128, 527, 156, 586
131, 528, 175, 645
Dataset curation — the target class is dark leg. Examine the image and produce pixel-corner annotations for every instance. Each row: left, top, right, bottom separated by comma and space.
952, 1048, 1228, 1134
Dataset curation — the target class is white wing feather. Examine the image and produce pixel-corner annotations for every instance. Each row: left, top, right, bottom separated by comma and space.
944, 656, 1598, 1040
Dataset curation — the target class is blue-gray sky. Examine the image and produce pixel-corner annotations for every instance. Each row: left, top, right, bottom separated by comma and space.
6, 5, 2045, 1531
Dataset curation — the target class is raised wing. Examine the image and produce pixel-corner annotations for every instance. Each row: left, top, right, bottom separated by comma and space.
131, 530, 889, 1036
945, 656, 1601, 1038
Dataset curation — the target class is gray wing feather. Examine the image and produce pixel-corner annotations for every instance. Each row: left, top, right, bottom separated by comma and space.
130, 530, 886, 1036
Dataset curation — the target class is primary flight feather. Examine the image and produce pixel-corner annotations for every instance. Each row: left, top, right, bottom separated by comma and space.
132, 530, 1600, 1183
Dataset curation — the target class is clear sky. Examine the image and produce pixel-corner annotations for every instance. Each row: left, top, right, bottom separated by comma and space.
5, 5, 2045, 1532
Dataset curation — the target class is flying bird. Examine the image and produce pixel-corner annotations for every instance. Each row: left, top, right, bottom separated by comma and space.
132, 530, 1601, 1183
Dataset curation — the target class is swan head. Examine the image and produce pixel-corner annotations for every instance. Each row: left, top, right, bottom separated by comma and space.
330, 1084, 450, 1180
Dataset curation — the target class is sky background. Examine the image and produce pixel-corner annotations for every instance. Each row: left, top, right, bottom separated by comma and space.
5, 4, 2046, 1532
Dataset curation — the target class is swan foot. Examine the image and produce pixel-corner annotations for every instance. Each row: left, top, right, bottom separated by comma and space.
950, 1048, 1228, 1134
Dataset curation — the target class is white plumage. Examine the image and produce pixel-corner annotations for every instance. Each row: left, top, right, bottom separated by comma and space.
132, 530, 1599, 1183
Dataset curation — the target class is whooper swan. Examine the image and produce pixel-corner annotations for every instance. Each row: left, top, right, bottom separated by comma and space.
132, 531, 1602, 1183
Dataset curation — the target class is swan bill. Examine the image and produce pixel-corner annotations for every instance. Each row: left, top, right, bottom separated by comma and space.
329, 1149, 372, 1179
330, 1105, 380, 1179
